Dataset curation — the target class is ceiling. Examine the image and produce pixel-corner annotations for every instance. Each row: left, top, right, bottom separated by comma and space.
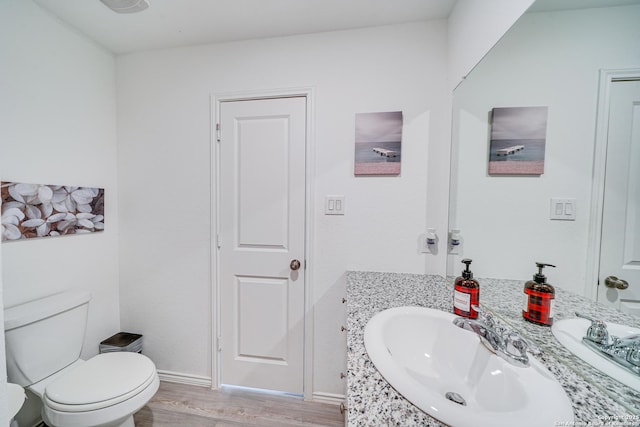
32, 0, 640, 55
33, 0, 457, 54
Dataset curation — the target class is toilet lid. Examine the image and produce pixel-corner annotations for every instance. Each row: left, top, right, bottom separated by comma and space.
45, 352, 156, 412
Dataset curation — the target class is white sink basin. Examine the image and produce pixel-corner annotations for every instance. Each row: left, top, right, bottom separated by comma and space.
552, 318, 640, 391
364, 306, 574, 427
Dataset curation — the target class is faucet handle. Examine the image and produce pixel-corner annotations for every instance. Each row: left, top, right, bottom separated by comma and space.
576, 312, 609, 345
471, 305, 495, 328
627, 341, 640, 368
504, 330, 542, 366
509, 331, 541, 353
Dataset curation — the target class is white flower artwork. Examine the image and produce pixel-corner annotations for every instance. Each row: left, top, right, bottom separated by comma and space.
1, 181, 104, 241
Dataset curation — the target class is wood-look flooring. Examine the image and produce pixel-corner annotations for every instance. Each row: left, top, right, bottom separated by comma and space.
133, 381, 345, 427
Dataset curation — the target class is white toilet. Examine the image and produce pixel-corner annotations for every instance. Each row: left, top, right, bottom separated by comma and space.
4, 290, 160, 427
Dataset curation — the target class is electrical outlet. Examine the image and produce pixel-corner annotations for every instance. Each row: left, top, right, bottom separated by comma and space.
418, 229, 438, 254
448, 229, 463, 255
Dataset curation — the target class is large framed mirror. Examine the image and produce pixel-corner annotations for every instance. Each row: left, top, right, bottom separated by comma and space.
447, 0, 640, 411
447, 0, 640, 309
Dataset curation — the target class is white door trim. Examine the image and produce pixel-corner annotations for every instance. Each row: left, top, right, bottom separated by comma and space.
586, 68, 640, 301
210, 87, 315, 400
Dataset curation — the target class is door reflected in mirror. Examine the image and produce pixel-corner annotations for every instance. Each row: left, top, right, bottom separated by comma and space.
596, 79, 640, 316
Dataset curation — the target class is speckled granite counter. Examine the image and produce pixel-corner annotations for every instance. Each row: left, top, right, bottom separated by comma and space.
346, 271, 640, 426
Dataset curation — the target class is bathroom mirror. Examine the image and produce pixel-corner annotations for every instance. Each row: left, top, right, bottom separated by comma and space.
447, 0, 640, 411
447, 0, 640, 308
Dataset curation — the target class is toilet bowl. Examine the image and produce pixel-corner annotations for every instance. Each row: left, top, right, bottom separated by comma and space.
4, 291, 160, 427
33, 352, 159, 427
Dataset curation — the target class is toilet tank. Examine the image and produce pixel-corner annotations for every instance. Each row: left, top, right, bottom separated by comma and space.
4, 290, 91, 387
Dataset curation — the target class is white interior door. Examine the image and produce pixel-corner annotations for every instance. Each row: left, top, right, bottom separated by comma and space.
597, 79, 640, 316
218, 96, 306, 394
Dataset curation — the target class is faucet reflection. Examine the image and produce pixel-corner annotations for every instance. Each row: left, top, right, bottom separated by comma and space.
577, 312, 640, 376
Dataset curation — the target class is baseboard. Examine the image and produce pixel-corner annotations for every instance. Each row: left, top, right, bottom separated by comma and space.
312, 391, 345, 405
156, 372, 344, 406
157, 369, 212, 388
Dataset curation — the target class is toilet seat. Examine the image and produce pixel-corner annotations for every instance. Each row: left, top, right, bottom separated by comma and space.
44, 352, 156, 412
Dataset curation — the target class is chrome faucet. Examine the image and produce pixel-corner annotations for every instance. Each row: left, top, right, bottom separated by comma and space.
576, 312, 640, 376
453, 305, 541, 367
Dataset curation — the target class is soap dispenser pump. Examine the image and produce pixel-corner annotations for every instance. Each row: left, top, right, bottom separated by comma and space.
523, 262, 556, 326
453, 258, 479, 319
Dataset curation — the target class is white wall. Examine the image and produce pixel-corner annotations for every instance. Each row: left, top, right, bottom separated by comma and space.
450, 5, 640, 294
0, 0, 531, 410
423, 0, 535, 278
447, 0, 535, 90
116, 21, 449, 396
0, 0, 119, 421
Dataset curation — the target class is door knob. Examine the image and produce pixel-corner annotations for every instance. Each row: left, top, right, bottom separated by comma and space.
604, 276, 629, 290
290, 259, 301, 271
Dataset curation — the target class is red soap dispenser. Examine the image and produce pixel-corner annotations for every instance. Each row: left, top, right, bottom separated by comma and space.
453, 259, 479, 319
523, 262, 556, 326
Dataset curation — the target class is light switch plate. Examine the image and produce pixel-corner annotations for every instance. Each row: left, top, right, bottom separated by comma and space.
325, 195, 345, 215
550, 198, 576, 220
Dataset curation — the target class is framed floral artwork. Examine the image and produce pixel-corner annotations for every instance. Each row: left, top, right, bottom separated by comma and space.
1, 181, 104, 241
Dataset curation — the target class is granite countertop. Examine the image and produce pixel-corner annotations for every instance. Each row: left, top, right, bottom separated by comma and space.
346, 271, 640, 426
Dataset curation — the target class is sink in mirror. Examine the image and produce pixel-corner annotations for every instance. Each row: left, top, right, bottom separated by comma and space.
364, 306, 573, 427
552, 317, 640, 391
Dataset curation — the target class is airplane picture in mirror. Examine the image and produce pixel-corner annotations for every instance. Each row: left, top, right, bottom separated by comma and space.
488, 106, 548, 176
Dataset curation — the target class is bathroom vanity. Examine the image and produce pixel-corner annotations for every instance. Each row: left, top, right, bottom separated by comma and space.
346, 271, 640, 426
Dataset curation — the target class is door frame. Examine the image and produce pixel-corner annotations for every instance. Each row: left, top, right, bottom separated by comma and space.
210, 87, 315, 399
586, 68, 640, 301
